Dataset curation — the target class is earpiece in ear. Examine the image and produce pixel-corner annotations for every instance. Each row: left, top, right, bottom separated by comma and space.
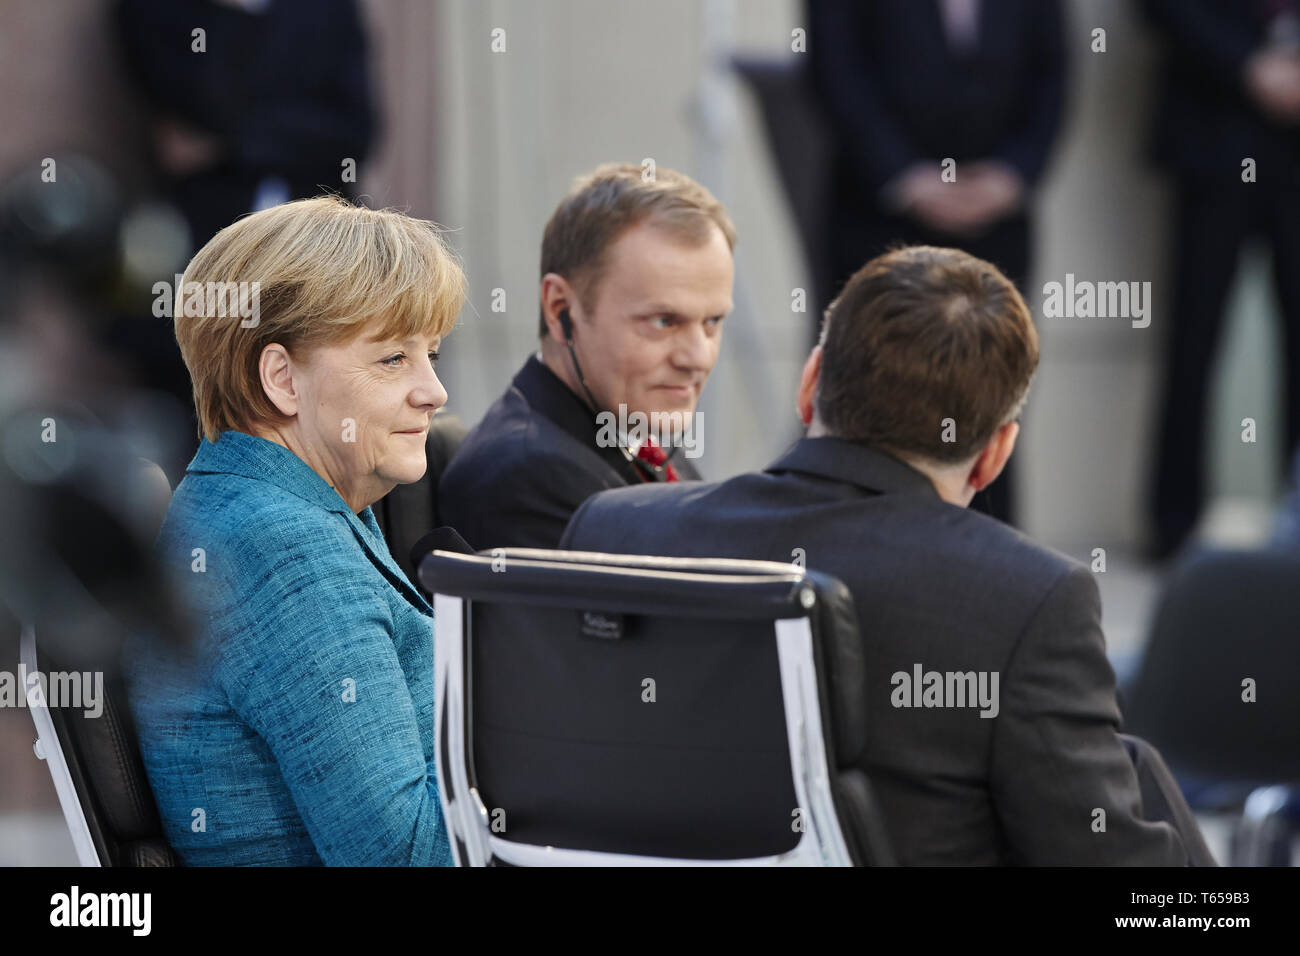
559, 308, 573, 341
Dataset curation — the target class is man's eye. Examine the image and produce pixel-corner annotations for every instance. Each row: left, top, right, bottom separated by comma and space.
706, 315, 725, 328
651, 316, 674, 329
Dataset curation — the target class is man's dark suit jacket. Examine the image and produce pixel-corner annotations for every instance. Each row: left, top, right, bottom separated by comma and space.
560, 436, 1190, 865
439, 355, 700, 550
807, 0, 1066, 208
1142, 0, 1300, 185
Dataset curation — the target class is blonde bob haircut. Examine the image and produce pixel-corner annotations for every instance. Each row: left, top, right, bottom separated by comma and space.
174, 195, 466, 442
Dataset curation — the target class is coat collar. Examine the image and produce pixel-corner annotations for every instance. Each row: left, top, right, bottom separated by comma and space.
513, 353, 645, 482
187, 430, 432, 613
766, 436, 942, 500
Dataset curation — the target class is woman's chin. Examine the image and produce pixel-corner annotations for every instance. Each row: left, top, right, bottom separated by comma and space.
385, 458, 429, 486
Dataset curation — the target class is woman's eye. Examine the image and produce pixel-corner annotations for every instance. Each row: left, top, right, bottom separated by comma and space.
428, 351, 440, 366
381, 353, 405, 367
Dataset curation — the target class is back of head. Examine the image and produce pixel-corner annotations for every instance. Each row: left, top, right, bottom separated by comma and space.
816, 246, 1039, 466
537, 162, 736, 335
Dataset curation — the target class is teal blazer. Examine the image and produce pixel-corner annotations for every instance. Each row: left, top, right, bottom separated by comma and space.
123, 430, 453, 865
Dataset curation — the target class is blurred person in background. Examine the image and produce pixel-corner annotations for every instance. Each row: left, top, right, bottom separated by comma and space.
123, 196, 463, 865
111, 0, 376, 423
1143, 0, 1300, 561
1274, 442, 1300, 545
438, 163, 735, 550
805, 0, 1067, 529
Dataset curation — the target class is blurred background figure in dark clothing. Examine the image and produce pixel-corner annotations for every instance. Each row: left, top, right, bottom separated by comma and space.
1274, 443, 1300, 546
1143, 0, 1300, 561
806, 0, 1067, 528
110, 0, 376, 439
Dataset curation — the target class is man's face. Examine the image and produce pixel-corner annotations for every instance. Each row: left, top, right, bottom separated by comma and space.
570, 220, 733, 425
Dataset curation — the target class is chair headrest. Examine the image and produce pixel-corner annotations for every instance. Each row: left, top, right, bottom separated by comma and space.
423, 548, 869, 764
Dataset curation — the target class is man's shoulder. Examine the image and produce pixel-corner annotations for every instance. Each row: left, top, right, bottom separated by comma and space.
443, 384, 615, 490
571, 468, 1082, 586
571, 477, 713, 520
942, 503, 1081, 577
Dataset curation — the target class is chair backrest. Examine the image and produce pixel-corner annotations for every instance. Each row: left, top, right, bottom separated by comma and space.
374, 412, 468, 591
1125, 547, 1300, 788
9, 447, 180, 866
731, 55, 834, 316
420, 547, 893, 866
21, 624, 177, 867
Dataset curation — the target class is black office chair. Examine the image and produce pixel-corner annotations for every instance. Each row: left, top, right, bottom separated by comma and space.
22, 624, 177, 866
731, 55, 835, 323
1124, 546, 1300, 863
420, 547, 894, 866
6, 438, 183, 867
373, 412, 468, 591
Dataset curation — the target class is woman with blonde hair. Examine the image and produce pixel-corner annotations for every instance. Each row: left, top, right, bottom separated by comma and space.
124, 195, 464, 865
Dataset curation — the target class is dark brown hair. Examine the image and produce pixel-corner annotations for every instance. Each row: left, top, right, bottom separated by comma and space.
538, 162, 736, 336
816, 246, 1038, 464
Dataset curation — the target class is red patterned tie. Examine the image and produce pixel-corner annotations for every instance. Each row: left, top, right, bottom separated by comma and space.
636, 437, 679, 482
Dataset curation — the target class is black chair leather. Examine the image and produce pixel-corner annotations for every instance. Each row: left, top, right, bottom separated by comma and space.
421, 548, 894, 866
37, 642, 178, 867
1119, 733, 1217, 866
1124, 547, 1300, 803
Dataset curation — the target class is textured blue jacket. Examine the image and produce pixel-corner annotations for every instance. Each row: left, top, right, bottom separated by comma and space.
123, 430, 452, 865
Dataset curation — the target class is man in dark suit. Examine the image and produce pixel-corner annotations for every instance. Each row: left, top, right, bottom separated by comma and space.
439, 164, 735, 549
112, 0, 375, 461
561, 246, 1191, 865
1142, 0, 1300, 560
806, 0, 1067, 528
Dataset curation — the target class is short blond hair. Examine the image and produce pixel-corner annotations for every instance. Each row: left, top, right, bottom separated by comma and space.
174, 195, 466, 442
538, 163, 737, 335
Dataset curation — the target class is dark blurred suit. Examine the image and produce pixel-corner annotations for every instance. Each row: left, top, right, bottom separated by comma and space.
439, 355, 700, 550
561, 436, 1191, 865
112, 0, 375, 426
1274, 444, 1300, 546
806, 0, 1066, 526
115, 0, 375, 248
1143, 0, 1300, 556
807, 0, 1064, 293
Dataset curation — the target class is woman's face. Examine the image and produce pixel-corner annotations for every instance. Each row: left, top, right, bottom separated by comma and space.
287, 328, 447, 512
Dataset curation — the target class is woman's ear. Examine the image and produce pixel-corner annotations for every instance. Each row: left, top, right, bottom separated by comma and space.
259, 343, 300, 418
797, 344, 823, 427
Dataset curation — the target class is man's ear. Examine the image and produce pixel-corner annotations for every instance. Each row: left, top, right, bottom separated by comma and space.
797, 345, 823, 426
258, 343, 300, 419
539, 273, 577, 345
968, 420, 1020, 493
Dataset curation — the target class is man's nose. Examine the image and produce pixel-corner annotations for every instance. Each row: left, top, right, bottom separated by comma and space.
673, 322, 717, 373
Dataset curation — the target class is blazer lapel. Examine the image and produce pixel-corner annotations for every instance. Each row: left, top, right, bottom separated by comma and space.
342, 507, 433, 615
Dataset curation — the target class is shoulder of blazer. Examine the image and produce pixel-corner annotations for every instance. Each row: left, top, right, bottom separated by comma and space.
169, 455, 431, 616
